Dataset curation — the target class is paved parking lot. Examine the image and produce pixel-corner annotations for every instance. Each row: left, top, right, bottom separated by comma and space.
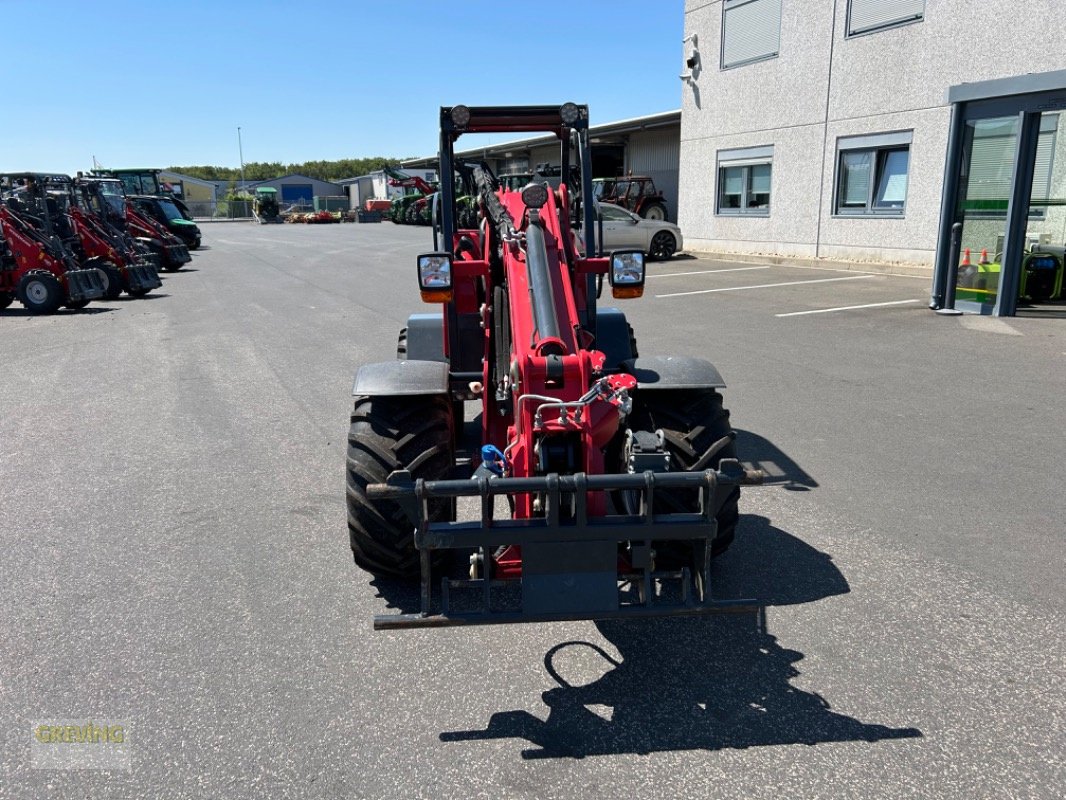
1, 222, 1063, 798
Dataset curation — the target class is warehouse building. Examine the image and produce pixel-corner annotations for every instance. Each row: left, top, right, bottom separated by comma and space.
239, 174, 344, 207
679, 0, 1066, 314
158, 170, 218, 212
402, 110, 682, 218
337, 168, 438, 210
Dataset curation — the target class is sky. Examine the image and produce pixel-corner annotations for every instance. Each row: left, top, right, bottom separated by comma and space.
1, 0, 685, 175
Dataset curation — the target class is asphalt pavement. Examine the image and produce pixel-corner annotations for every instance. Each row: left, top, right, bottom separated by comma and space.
1, 222, 1063, 798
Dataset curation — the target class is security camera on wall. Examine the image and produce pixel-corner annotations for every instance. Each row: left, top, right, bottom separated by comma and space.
686, 49, 700, 69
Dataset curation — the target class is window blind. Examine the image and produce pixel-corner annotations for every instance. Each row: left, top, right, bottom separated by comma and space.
848, 0, 924, 35
722, 0, 781, 68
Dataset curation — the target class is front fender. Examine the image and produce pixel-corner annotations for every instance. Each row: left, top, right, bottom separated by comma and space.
622, 355, 725, 390
352, 360, 449, 396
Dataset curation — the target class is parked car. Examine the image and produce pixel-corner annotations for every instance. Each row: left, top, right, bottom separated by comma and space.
589, 202, 682, 260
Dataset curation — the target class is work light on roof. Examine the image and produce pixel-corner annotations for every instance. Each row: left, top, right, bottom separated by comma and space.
560, 102, 580, 126
450, 105, 471, 128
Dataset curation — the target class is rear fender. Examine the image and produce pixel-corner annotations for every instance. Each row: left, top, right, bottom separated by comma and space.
353, 360, 449, 396
594, 308, 634, 371
404, 313, 446, 362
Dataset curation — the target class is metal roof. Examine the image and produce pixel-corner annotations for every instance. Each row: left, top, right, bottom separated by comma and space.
400, 109, 681, 169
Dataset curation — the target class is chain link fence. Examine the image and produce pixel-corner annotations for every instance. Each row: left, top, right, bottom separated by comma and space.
185, 199, 253, 220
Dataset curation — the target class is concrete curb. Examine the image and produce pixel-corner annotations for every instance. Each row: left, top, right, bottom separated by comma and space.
681, 249, 934, 279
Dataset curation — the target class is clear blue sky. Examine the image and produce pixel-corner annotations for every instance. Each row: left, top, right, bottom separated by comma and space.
2, 0, 684, 174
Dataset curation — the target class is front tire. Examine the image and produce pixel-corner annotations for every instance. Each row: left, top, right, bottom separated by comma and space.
627, 389, 740, 561
89, 259, 124, 300
17, 271, 63, 315
346, 394, 456, 578
649, 231, 677, 261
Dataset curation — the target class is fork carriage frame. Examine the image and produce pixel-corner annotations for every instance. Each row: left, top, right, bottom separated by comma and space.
370, 463, 762, 630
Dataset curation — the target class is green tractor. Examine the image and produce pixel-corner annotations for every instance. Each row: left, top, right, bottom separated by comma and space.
254, 187, 280, 223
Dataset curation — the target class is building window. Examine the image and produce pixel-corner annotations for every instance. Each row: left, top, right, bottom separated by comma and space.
721, 0, 781, 70
717, 146, 773, 215
847, 0, 925, 37
834, 131, 912, 216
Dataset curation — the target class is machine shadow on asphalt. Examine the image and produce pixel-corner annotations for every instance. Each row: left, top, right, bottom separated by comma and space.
437, 517, 922, 758
735, 429, 818, 491
0, 306, 114, 317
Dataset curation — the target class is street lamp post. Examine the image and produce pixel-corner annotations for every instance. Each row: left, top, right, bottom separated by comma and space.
237, 126, 246, 193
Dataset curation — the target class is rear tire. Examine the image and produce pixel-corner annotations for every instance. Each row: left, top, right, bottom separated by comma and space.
641, 202, 667, 222
346, 394, 456, 578
627, 389, 739, 561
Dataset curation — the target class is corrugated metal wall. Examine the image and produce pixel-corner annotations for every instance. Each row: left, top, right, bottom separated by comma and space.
628, 128, 681, 220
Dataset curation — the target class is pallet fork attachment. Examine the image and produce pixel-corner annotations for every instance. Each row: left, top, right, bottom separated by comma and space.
369, 464, 764, 630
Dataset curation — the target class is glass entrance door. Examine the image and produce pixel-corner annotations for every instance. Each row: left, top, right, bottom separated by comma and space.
1019, 112, 1066, 309
954, 116, 1019, 309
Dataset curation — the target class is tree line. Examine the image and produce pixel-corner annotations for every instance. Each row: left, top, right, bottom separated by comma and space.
166, 157, 412, 184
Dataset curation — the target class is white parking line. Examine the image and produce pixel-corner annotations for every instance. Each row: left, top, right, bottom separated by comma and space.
775, 299, 923, 317
649, 266, 771, 279
656, 274, 874, 298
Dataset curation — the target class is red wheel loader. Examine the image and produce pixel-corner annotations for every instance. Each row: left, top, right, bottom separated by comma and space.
346, 105, 762, 630
0, 174, 106, 314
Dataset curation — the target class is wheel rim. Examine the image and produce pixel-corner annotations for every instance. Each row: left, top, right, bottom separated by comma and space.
644, 205, 665, 221
651, 232, 675, 260
25, 280, 49, 303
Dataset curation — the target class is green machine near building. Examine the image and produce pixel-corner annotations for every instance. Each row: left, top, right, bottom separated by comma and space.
254, 187, 280, 223
957, 248, 1065, 304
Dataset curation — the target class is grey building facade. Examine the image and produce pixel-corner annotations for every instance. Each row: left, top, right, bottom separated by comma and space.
679, 0, 1066, 270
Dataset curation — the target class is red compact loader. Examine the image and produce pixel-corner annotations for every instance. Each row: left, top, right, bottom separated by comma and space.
0, 174, 106, 314
346, 105, 761, 629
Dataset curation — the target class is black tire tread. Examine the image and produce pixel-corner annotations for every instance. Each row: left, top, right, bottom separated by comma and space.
628, 389, 739, 559
346, 394, 455, 578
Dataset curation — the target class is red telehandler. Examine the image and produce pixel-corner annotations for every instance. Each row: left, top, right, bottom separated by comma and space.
0, 174, 106, 314
346, 105, 762, 629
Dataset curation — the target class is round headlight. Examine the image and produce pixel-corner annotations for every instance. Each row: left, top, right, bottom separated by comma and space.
450, 105, 471, 128
520, 182, 549, 210
560, 103, 580, 126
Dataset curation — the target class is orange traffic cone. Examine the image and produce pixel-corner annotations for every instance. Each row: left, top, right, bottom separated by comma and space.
979, 248, 989, 264
961, 248, 971, 267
